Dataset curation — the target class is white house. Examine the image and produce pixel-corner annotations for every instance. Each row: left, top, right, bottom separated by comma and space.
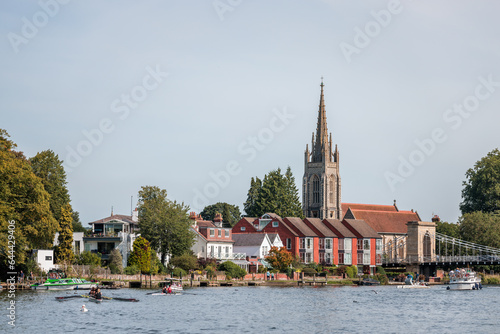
32, 249, 54, 273
190, 212, 249, 269
233, 233, 273, 259
83, 210, 140, 268
54, 231, 84, 255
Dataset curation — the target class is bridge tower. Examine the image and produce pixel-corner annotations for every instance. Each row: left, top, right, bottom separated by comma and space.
406, 220, 436, 276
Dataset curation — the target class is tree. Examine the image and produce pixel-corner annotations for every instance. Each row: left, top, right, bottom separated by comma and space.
248, 167, 304, 218
77, 251, 101, 266
128, 236, 152, 274
71, 211, 86, 232
458, 211, 500, 248
460, 148, 500, 214
170, 253, 199, 272
244, 177, 262, 217
137, 186, 194, 264
108, 248, 123, 274
30, 150, 71, 222
56, 203, 74, 264
435, 221, 460, 238
265, 246, 294, 272
200, 202, 241, 227
0, 129, 58, 271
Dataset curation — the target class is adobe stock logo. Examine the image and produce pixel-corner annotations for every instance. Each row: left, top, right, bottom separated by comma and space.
63, 65, 169, 172
7, 0, 71, 54
385, 74, 499, 191
339, 0, 403, 64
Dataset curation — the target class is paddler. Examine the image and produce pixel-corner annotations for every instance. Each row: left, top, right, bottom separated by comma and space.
162, 285, 168, 294
95, 288, 102, 300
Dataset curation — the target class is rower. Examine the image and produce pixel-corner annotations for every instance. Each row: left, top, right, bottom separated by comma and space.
167, 285, 172, 294
95, 288, 102, 300
162, 285, 168, 294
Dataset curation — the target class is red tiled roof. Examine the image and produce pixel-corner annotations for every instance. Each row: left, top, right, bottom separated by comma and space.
342, 219, 380, 238
283, 217, 318, 237
349, 210, 419, 234
196, 221, 216, 228
304, 218, 337, 238
323, 219, 356, 238
342, 203, 397, 214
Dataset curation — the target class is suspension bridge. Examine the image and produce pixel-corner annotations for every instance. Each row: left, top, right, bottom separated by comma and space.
383, 228, 500, 272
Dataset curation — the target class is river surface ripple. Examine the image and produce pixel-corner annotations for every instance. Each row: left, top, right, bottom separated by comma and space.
2, 285, 499, 333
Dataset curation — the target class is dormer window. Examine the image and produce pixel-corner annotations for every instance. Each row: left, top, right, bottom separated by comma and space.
210, 229, 215, 237
241, 227, 246, 231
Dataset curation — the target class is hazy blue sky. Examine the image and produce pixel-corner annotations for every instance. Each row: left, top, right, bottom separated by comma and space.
2, 1, 499, 226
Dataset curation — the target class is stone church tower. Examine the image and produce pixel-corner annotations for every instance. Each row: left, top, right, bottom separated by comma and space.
303, 80, 342, 219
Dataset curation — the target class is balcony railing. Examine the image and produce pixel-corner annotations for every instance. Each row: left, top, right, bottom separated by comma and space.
207, 252, 246, 260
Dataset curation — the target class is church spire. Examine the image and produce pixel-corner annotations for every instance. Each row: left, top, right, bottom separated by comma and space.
312, 78, 331, 162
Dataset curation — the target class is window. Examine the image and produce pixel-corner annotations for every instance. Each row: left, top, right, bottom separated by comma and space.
272, 221, 279, 227
218, 229, 222, 237
201, 246, 205, 253
325, 238, 332, 250
363, 239, 370, 250
210, 229, 215, 237
286, 238, 292, 249
338, 253, 344, 264
363, 253, 371, 265
325, 253, 332, 265
312, 175, 320, 204
241, 226, 246, 231
225, 246, 229, 254
357, 254, 363, 265
225, 229, 230, 238
300, 253, 305, 263
376, 239, 382, 251
305, 253, 312, 263
338, 238, 344, 250
319, 238, 325, 250
306, 238, 312, 250
45, 256, 52, 261
344, 253, 352, 265
344, 238, 351, 251
329, 177, 334, 204
376, 253, 382, 265
319, 253, 325, 263
300, 238, 305, 249
357, 239, 363, 250
262, 246, 268, 257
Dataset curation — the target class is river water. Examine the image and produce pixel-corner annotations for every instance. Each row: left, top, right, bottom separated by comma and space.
2, 285, 499, 333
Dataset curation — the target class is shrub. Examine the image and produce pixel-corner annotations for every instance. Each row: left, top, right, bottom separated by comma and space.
376, 266, 386, 275
302, 267, 317, 276
487, 276, 500, 284
172, 268, 187, 278
170, 253, 199, 272
218, 261, 247, 279
346, 265, 358, 278
124, 265, 140, 275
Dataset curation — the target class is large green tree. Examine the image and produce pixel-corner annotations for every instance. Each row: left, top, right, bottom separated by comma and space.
245, 167, 304, 218
243, 177, 262, 217
460, 148, 500, 214
55, 203, 74, 264
435, 221, 460, 238
137, 186, 194, 264
0, 129, 58, 271
30, 150, 70, 222
458, 211, 500, 248
200, 202, 241, 227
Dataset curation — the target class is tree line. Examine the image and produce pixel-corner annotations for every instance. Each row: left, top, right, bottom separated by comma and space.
437, 148, 500, 250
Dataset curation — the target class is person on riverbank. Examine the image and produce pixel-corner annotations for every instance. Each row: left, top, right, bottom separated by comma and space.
267, 271, 270, 280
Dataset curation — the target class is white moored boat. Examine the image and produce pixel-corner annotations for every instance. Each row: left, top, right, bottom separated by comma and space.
447, 269, 482, 290
397, 274, 430, 289
31, 278, 96, 290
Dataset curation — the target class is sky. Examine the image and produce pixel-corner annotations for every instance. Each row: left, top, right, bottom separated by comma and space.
2, 0, 500, 226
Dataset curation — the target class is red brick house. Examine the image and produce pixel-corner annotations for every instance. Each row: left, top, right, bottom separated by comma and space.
323, 218, 357, 266
341, 219, 382, 274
